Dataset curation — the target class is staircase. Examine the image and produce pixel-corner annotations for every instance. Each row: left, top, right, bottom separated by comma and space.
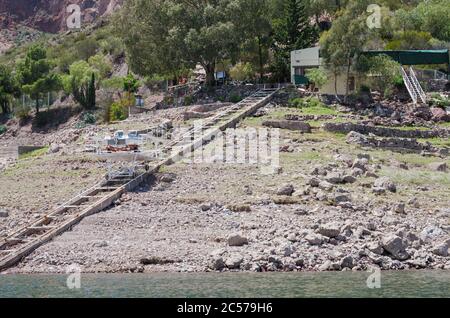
401, 66, 427, 104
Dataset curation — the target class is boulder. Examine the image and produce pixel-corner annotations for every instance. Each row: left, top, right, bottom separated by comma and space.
48, 144, 61, 154
200, 204, 212, 211
0, 209, 9, 218
277, 184, 295, 196
318, 181, 334, 191
340, 255, 355, 269
227, 234, 248, 247
334, 194, 351, 204
428, 162, 447, 172
305, 234, 323, 246
210, 257, 226, 270
308, 177, 320, 187
373, 177, 397, 193
431, 107, 450, 122
343, 175, 357, 184
432, 242, 449, 257
420, 225, 443, 241
318, 223, 341, 238
352, 158, 369, 171
325, 172, 343, 184
393, 203, 406, 214
367, 241, 384, 255
381, 234, 410, 261
225, 254, 244, 269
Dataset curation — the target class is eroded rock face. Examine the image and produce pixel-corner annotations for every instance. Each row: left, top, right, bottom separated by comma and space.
0, 0, 123, 33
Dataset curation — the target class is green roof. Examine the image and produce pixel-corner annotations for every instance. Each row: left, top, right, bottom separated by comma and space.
362, 50, 449, 65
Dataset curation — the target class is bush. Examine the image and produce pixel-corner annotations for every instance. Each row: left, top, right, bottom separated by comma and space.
428, 93, 450, 109
305, 68, 328, 91
230, 62, 254, 82
184, 95, 195, 106
110, 102, 128, 122
0, 125, 6, 135
288, 96, 325, 108
109, 96, 134, 122
102, 77, 125, 90
229, 94, 243, 103
82, 112, 96, 125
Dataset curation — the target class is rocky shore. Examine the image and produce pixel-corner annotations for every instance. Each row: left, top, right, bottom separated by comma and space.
1, 95, 449, 274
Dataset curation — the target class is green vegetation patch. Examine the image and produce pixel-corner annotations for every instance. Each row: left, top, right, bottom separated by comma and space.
18, 146, 49, 160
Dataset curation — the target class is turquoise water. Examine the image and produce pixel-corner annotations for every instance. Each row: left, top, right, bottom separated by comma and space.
0, 271, 449, 298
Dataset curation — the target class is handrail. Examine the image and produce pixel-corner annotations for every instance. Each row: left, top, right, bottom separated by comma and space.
409, 67, 427, 104
401, 67, 417, 104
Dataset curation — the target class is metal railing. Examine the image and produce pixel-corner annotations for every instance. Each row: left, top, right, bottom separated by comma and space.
401, 67, 418, 104
409, 67, 427, 104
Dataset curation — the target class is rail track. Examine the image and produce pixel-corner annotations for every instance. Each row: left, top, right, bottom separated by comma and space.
0, 88, 279, 272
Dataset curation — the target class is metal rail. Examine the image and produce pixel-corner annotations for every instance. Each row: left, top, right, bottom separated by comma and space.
0, 88, 279, 272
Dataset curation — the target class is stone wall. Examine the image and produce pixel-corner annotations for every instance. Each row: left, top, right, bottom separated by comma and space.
324, 122, 449, 139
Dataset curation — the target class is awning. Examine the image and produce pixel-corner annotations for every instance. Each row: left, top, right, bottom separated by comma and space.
362, 50, 449, 65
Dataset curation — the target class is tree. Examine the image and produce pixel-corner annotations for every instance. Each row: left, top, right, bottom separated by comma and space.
271, 0, 318, 81
16, 45, 62, 113
362, 55, 402, 98
117, 0, 240, 86
320, 0, 373, 101
0, 65, 20, 114
306, 68, 327, 92
72, 73, 96, 110
230, 62, 255, 82
88, 54, 112, 79
123, 73, 140, 94
232, 0, 272, 82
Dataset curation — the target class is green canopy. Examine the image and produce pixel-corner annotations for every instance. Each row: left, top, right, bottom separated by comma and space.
362, 50, 449, 65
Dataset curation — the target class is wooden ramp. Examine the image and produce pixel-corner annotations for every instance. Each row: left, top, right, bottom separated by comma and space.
0, 88, 279, 272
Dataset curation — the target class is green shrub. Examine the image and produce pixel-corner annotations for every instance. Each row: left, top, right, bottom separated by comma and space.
82, 112, 96, 125
163, 96, 174, 105
102, 77, 125, 90
428, 94, 450, 109
229, 94, 243, 103
0, 125, 6, 135
110, 102, 128, 121
288, 96, 325, 108
109, 97, 133, 122
184, 95, 195, 106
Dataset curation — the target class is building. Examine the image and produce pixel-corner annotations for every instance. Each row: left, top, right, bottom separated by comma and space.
290, 46, 360, 95
291, 47, 450, 96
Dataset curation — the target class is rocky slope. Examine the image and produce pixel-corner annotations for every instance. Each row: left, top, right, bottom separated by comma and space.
0, 0, 123, 33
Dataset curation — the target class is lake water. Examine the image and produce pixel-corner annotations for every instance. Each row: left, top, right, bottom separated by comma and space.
0, 271, 449, 298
